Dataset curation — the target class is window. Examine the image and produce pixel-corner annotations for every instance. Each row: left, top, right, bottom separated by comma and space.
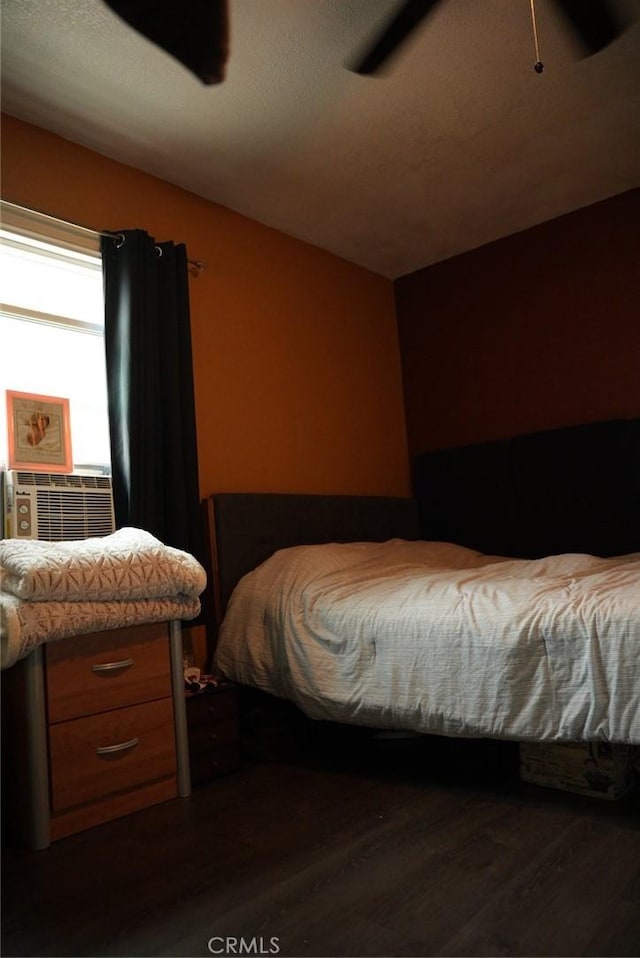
0, 202, 111, 474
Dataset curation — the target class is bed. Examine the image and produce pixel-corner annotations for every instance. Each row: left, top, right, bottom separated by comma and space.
207, 418, 640, 747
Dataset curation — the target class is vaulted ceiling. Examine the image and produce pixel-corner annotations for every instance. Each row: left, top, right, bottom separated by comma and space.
2, 0, 639, 278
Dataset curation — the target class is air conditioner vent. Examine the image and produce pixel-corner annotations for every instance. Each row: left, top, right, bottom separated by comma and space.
14, 471, 111, 490
5, 471, 115, 541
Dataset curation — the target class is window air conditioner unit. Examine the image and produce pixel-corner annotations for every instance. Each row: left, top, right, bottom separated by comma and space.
5, 470, 115, 541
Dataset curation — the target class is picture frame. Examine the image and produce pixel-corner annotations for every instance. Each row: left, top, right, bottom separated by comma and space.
5, 390, 73, 473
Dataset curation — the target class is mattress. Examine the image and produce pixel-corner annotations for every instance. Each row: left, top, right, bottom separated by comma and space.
214, 539, 640, 744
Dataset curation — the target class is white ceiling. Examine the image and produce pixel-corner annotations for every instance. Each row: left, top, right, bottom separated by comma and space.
2, 0, 639, 279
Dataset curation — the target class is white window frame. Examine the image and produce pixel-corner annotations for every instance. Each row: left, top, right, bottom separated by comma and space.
0, 200, 110, 474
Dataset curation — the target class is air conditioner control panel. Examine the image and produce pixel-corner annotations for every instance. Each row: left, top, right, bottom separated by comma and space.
16, 498, 32, 535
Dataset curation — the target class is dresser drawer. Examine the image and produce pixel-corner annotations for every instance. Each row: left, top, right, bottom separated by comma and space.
190, 744, 241, 785
46, 623, 172, 722
188, 715, 239, 754
48, 696, 176, 812
186, 687, 238, 729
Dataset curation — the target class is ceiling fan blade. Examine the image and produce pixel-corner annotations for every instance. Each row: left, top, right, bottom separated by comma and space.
102, 0, 229, 84
552, 0, 624, 55
350, 0, 444, 75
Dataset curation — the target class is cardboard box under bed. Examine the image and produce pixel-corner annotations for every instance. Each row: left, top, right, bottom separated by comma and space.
519, 741, 640, 800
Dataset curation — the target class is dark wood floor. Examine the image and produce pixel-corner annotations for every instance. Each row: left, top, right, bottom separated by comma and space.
2, 733, 640, 958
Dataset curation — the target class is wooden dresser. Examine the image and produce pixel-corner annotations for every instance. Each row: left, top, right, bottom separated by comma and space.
2, 621, 190, 849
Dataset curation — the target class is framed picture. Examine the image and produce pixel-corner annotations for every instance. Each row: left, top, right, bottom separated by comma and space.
5, 390, 73, 473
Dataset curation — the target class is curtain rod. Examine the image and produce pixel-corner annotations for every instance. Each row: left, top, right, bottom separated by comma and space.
3, 201, 205, 274
100, 228, 205, 274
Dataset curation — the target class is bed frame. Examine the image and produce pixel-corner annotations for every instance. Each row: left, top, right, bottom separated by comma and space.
201, 418, 639, 758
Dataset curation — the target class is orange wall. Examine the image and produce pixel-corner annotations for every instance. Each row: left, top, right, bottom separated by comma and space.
395, 189, 640, 457
1, 114, 411, 498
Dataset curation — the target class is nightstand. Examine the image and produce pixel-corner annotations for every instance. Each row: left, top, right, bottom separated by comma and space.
2, 621, 190, 849
186, 682, 241, 785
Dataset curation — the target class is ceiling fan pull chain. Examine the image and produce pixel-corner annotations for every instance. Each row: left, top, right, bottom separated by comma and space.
530, 0, 544, 73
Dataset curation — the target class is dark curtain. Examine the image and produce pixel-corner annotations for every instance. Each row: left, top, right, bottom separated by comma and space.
101, 229, 203, 562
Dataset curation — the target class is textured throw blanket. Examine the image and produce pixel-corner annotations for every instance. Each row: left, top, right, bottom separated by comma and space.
0, 527, 206, 602
0, 528, 207, 669
0, 593, 201, 670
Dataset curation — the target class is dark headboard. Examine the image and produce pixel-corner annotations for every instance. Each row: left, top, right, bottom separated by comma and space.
204, 493, 420, 620
414, 418, 640, 559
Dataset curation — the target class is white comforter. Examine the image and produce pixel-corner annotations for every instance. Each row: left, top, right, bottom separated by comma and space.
214, 540, 640, 744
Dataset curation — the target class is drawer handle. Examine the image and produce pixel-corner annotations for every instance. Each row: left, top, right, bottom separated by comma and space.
96, 737, 139, 756
91, 658, 134, 675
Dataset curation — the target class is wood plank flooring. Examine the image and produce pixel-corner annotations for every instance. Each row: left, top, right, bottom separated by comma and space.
2, 734, 640, 958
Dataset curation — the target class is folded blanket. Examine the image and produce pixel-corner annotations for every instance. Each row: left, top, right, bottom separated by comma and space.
0, 527, 206, 602
0, 592, 201, 670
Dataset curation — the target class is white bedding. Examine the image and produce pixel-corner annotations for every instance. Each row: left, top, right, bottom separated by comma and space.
214, 540, 640, 744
